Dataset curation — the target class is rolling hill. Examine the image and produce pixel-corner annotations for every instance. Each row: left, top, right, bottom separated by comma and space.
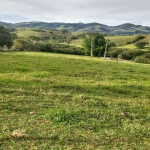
1, 21, 150, 35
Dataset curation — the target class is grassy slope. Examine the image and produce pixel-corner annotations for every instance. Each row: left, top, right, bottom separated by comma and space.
15, 28, 49, 38
13, 28, 150, 50
69, 39, 83, 47
117, 44, 137, 49
108, 35, 137, 46
0, 52, 150, 149
108, 35, 150, 49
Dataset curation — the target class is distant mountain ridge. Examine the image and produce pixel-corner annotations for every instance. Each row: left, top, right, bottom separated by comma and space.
0, 21, 150, 35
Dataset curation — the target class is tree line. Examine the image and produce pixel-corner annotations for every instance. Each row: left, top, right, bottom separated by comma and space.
0, 25, 13, 49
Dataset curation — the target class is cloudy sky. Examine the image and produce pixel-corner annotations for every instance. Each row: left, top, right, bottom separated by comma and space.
0, 0, 150, 26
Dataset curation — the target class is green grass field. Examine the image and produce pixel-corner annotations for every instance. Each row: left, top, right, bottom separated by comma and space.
0, 52, 150, 149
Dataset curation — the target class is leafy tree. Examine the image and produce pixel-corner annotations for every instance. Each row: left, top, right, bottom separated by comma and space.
82, 38, 91, 56
0, 25, 13, 49
11, 33, 18, 40
82, 33, 106, 57
93, 34, 106, 57
60, 29, 69, 34
40, 42, 53, 52
14, 38, 33, 51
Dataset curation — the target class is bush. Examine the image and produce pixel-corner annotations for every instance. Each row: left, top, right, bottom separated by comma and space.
14, 38, 34, 51
134, 54, 150, 64
40, 43, 53, 52
121, 50, 145, 60
132, 35, 145, 43
108, 48, 124, 58
51, 44, 84, 55
135, 41, 148, 49
108, 48, 146, 60
145, 53, 150, 59
69, 35, 77, 40
0, 25, 13, 49
14, 38, 84, 55
33, 29, 46, 32
121, 51, 132, 59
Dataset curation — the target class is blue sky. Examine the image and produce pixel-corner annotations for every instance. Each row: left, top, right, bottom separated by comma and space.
0, 0, 150, 26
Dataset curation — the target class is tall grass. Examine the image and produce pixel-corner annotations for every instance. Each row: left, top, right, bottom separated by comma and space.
0, 52, 150, 149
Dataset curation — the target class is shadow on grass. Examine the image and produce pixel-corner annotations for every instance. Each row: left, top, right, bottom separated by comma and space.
0, 135, 59, 142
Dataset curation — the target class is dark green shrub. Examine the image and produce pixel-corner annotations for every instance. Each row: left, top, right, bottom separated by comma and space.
121, 51, 132, 59
69, 35, 77, 40
145, 53, 150, 59
41, 36, 50, 41
51, 44, 84, 55
132, 35, 145, 43
135, 41, 148, 49
108, 48, 124, 58
0, 25, 13, 49
108, 48, 146, 60
14, 38, 34, 51
121, 50, 145, 60
29, 36, 40, 41
134, 54, 150, 64
33, 29, 46, 32
40, 43, 53, 52
11, 33, 18, 40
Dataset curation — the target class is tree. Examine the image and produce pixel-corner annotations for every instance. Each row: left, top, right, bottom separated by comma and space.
82, 33, 106, 57
104, 34, 108, 59
14, 38, 33, 51
40, 42, 53, 52
60, 29, 69, 34
135, 41, 148, 49
11, 33, 18, 40
82, 37, 91, 56
0, 25, 13, 49
94, 34, 106, 57
103, 33, 116, 59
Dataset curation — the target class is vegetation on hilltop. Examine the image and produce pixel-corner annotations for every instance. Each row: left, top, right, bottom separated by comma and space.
0, 25, 13, 49
1, 21, 150, 35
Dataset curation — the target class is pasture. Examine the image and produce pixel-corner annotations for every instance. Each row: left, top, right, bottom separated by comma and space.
0, 52, 150, 149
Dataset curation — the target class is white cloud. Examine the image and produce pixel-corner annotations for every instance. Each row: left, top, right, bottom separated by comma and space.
0, 0, 150, 26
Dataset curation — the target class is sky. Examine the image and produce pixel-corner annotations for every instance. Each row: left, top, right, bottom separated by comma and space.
0, 0, 150, 26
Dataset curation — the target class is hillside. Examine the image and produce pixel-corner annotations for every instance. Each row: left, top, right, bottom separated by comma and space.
12, 28, 150, 49
1, 21, 150, 35
1, 23, 150, 62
